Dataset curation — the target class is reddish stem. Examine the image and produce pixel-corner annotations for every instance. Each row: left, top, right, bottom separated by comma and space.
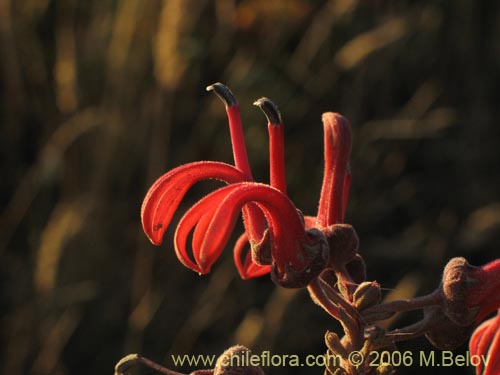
226, 105, 253, 178
361, 290, 441, 317
307, 277, 341, 319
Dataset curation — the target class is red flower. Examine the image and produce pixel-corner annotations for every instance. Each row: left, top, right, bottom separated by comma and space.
470, 310, 500, 375
466, 259, 500, 375
438, 258, 500, 373
141, 83, 353, 287
441, 258, 500, 326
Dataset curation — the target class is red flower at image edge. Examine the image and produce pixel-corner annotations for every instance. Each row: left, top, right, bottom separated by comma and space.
464, 259, 500, 375
470, 311, 500, 375
141, 83, 353, 288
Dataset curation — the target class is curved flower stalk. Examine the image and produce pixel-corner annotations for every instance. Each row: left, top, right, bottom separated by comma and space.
141, 82, 356, 287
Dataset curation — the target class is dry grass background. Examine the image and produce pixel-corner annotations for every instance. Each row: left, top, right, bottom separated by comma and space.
1, 1, 500, 374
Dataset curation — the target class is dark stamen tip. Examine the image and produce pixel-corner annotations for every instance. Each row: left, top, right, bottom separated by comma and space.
206, 82, 238, 107
254, 97, 282, 125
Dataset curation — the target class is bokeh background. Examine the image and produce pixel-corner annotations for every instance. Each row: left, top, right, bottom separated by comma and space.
1, 1, 499, 374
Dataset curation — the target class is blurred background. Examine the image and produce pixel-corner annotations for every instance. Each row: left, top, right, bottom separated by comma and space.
1, 1, 499, 374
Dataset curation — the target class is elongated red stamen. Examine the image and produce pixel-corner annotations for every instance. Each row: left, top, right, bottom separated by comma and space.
317, 113, 352, 227
207, 83, 266, 245
174, 187, 235, 273
255, 97, 287, 194
207, 83, 253, 178
233, 233, 271, 279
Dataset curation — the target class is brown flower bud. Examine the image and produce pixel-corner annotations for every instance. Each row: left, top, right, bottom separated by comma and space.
440, 257, 479, 326
214, 346, 264, 375
345, 254, 367, 284
324, 224, 359, 266
353, 281, 382, 311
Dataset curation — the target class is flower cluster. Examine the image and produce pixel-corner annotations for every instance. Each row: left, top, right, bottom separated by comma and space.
138, 83, 500, 375
438, 258, 500, 374
141, 83, 356, 288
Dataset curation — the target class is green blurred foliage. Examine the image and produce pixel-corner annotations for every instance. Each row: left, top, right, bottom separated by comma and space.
1, 1, 499, 374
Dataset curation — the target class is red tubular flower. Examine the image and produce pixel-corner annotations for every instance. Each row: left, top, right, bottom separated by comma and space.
174, 182, 328, 282
441, 257, 500, 326
140, 83, 355, 287
438, 257, 500, 374
316, 112, 352, 228
465, 259, 500, 374
470, 311, 500, 375
141, 83, 268, 279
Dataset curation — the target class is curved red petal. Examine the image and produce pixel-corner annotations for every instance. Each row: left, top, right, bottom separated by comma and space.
245, 262, 272, 279
141, 161, 247, 245
192, 210, 216, 265
471, 317, 494, 375
471, 318, 492, 354
233, 232, 271, 280
174, 185, 242, 274
472, 312, 500, 375
233, 232, 250, 278
202, 182, 307, 272
485, 323, 500, 375
172, 187, 232, 272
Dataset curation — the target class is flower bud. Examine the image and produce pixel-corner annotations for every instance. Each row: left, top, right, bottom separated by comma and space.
440, 257, 479, 326
345, 254, 367, 284
324, 224, 359, 266
353, 281, 381, 311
